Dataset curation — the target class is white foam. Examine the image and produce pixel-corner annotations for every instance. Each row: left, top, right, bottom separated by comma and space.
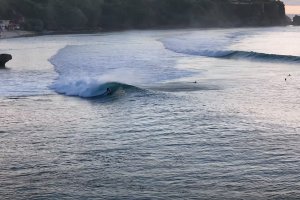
49, 32, 194, 97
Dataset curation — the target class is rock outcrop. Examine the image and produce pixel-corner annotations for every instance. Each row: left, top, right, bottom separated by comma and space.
0, 0, 289, 31
293, 15, 300, 25
0, 54, 12, 68
228, 0, 288, 26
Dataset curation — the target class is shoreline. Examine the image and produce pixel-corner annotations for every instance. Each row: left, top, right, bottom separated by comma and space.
0, 29, 126, 40
0, 30, 37, 39
0, 24, 294, 40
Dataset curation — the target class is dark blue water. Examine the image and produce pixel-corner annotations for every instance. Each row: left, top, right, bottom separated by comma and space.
1, 27, 300, 199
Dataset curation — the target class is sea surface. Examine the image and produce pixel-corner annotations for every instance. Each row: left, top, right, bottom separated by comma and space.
1, 26, 300, 199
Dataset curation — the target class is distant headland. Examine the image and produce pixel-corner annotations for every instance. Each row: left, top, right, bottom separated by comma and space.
293, 15, 300, 25
0, 0, 291, 33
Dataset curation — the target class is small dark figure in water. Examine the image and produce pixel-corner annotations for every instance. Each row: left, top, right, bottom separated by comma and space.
106, 88, 112, 95
0, 54, 12, 68
285, 74, 292, 82
194, 81, 197, 84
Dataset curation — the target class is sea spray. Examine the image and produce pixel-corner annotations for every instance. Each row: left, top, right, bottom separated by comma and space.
49, 38, 194, 97
51, 69, 144, 97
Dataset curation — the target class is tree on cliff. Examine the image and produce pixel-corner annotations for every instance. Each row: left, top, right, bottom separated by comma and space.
0, 0, 288, 31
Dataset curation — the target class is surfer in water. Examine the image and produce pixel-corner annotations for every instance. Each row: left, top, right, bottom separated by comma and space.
106, 88, 112, 95
285, 74, 292, 82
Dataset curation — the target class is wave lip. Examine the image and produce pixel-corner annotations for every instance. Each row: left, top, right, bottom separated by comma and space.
161, 37, 300, 63
217, 50, 300, 63
165, 47, 300, 63
51, 79, 140, 98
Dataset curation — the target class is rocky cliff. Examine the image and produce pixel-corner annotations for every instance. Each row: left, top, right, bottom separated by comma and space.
293, 15, 300, 25
226, 0, 288, 26
0, 54, 12, 68
0, 0, 289, 31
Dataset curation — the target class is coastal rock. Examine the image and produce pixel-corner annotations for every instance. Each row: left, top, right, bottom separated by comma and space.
0, 0, 289, 31
0, 54, 12, 68
230, 0, 288, 26
293, 15, 300, 26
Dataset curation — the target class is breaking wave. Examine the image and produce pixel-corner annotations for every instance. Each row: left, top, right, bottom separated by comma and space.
51, 79, 140, 98
168, 48, 300, 63
160, 32, 300, 63
49, 36, 195, 98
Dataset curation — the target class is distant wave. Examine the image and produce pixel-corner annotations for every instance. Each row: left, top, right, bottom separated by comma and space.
161, 37, 300, 63
51, 79, 141, 98
164, 47, 300, 63
188, 49, 300, 63
217, 50, 300, 62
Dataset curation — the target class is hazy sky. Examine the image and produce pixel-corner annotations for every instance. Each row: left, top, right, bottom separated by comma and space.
284, 0, 300, 14
283, 0, 300, 5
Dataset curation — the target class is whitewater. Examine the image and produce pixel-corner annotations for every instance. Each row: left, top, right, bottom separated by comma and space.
1, 26, 300, 199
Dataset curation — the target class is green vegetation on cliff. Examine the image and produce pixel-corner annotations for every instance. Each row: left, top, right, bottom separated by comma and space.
0, 0, 288, 31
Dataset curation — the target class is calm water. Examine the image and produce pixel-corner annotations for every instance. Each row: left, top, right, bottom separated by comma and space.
1, 27, 300, 199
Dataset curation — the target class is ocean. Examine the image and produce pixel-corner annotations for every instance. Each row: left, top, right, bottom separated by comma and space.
1, 26, 300, 199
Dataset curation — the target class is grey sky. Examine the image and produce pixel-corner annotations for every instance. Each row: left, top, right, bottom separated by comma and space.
283, 0, 300, 5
